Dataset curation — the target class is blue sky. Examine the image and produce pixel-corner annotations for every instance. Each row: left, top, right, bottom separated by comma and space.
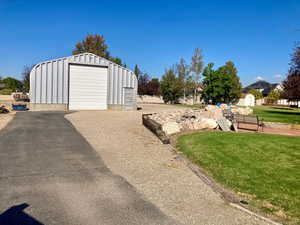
0, 0, 299, 86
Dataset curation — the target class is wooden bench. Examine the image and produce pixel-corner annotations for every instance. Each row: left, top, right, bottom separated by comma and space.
234, 114, 264, 132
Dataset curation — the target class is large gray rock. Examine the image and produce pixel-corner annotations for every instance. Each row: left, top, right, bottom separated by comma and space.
200, 118, 218, 129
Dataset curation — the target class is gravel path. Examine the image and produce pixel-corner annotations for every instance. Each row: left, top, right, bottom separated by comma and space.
65, 104, 271, 225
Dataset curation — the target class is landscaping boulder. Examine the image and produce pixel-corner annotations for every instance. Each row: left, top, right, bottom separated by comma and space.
162, 122, 181, 135
201, 118, 218, 129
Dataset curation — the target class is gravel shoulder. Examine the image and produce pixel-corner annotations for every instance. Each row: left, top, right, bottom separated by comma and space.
65, 104, 270, 225
0, 112, 15, 131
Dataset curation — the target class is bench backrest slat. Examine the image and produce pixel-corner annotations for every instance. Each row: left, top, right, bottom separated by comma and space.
235, 114, 259, 124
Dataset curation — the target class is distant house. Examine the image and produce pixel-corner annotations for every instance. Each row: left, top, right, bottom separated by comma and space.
237, 93, 255, 107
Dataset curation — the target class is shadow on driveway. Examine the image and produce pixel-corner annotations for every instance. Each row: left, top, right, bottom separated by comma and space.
0, 112, 180, 225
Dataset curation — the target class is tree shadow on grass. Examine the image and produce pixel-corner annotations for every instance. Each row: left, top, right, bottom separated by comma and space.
264, 110, 300, 116
0, 203, 44, 225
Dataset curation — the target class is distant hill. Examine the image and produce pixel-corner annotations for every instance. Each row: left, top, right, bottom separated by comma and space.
243, 81, 279, 96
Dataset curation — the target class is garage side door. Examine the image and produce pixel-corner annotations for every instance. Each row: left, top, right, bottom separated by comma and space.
69, 65, 108, 110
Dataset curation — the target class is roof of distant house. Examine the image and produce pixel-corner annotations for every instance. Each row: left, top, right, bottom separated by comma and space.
243, 81, 279, 96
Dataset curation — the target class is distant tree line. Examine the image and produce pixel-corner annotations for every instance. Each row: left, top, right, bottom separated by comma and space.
159, 49, 242, 104
0, 65, 32, 95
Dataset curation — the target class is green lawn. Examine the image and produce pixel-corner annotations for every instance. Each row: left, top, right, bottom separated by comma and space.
252, 106, 300, 124
177, 132, 300, 224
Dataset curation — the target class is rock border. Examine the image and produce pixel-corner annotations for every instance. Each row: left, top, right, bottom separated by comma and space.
142, 113, 170, 144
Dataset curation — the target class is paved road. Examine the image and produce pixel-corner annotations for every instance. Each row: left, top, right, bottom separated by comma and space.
0, 112, 180, 225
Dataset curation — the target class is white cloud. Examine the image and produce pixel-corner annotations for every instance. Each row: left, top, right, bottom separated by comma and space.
255, 76, 264, 81
274, 74, 283, 79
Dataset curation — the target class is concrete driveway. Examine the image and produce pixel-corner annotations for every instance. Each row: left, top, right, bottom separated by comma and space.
0, 112, 180, 225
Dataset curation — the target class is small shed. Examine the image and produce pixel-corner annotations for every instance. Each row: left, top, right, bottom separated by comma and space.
237, 93, 255, 107
30, 53, 137, 111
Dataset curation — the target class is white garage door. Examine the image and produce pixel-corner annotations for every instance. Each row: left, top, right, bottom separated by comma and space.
69, 65, 108, 110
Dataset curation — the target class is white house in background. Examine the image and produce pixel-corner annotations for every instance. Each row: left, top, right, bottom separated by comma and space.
237, 93, 255, 107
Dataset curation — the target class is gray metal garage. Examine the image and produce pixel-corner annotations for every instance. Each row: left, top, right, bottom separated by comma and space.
29, 53, 137, 110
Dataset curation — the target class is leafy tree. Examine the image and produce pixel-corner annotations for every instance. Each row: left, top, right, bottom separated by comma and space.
146, 78, 161, 96
160, 68, 183, 103
177, 58, 189, 101
1, 77, 23, 91
72, 34, 128, 67
190, 48, 204, 103
201, 63, 223, 104
22, 65, 34, 93
282, 45, 300, 105
138, 73, 150, 95
201, 61, 242, 104
218, 61, 242, 103
282, 71, 300, 104
266, 90, 281, 104
72, 34, 110, 58
249, 89, 263, 100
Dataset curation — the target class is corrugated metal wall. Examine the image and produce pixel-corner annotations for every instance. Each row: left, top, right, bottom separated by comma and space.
30, 53, 137, 106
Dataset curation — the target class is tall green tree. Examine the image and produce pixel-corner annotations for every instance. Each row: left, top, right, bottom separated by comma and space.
160, 68, 183, 103
190, 48, 204, 103
201, 61, 242, 104
218, 61, 242, 103
201, 63, 223, 104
